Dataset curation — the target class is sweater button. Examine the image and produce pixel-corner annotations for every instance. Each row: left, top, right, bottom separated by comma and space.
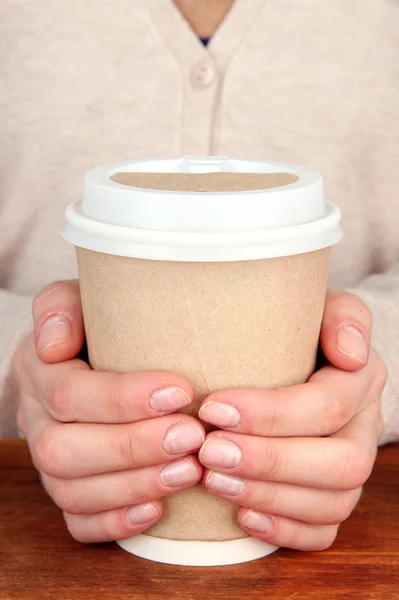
191, 62, 216, 87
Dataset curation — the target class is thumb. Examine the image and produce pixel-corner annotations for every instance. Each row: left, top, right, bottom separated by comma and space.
319, 289, 372, 372
32, 280, 85, 364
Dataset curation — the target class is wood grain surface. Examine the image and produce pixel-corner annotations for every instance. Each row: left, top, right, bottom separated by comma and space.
1, 440, 399, 600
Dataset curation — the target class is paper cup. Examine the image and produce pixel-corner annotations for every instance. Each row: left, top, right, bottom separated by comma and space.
62, 156, 342, 566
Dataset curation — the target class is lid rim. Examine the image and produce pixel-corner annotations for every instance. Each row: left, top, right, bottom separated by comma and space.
62, 201, 342, 261
64, 200, 341, 245
62, 224, 342, 262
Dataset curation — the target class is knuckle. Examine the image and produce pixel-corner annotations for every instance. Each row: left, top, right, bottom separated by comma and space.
339, 292, 372, 323
339, 443, 375, 490
122, 475, 141, 504
260, 445, 283, 480
111, 376, 133, 422
45, 375, 74, 422
328, 490, 361, 524
313, 526, 339, 551
63, 513, 87, 543
33, 282, 67, 311
259, 394, 281, 436
287, 522, 338, 552
253, 482, 280, 513
50, 479, 79, 514
116, 430, 138, 468
319, 385, 348, 435
122, 473, 147, 505
33, 427, 64, 476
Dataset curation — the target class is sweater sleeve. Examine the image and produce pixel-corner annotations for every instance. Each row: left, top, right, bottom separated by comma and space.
0, 289, 33, 437
348, 262, 399, 446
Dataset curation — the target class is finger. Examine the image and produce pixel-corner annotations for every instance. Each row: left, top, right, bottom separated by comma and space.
19, 335, 193, 423
331, 399, 383, 443
320, 289, 372, 371
199, 407, 378, 490
64, 500, 164, 543
199, 354, 381, 437
41, 456, 202, 515
24, 399, 205, 478
237, 508, 339, 551
32, 280, 85, 363
15, 333, 90, 402
203, 469, 362, 525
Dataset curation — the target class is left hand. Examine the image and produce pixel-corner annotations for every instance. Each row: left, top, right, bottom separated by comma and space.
198, 290, 387, 551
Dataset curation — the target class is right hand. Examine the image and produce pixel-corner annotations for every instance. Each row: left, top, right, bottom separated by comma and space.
13, 280, 204, 543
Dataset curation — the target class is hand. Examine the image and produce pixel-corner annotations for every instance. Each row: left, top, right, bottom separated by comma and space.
198, 290, 387, 551
13, 281, 204, 543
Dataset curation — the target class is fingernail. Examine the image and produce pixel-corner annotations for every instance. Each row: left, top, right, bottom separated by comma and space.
37, 315, 72, 351
336, 325, 368, 364
163, 422, 204, 454
206, 471, 245, 496
240, 510, 273, 534
126, 502, 158, 525
199, 438, 242, 469
160, 458, 199, 487
150, 387, 191, 413
199, 402, 241, 428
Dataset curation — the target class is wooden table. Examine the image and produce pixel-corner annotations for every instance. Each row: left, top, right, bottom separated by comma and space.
1, 440, 399, 600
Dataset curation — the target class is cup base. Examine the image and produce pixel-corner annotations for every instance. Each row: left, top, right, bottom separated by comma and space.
116, 534, 279, 566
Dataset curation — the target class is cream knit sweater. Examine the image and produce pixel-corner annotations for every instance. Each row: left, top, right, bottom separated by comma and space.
0, 0, 398, 440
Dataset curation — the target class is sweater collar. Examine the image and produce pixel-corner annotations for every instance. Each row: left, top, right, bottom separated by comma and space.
147, 0, 266, 70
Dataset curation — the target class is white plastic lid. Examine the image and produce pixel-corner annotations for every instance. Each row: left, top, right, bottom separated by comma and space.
62, 156, 342, 262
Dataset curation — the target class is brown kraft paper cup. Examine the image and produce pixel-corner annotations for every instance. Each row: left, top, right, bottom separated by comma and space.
62, 158, 342, 565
